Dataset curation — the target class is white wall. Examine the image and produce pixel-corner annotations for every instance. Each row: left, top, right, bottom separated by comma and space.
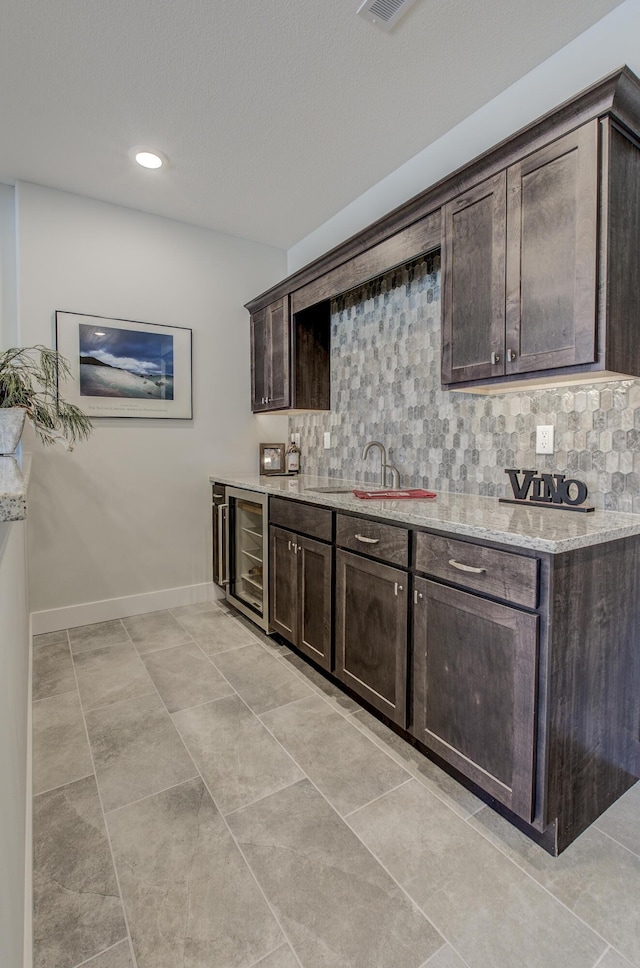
0, 522, 30, 968
288, 0, 640, 272
0, 182, 17, 345
16, 182, 288, 628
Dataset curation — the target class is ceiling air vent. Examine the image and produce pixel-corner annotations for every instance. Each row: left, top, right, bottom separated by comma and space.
357, 0, 418, 31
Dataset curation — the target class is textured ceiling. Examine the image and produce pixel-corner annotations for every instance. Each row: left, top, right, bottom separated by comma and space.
0, 0, 625, 249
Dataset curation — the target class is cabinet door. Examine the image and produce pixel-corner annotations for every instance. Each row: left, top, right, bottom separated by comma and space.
265, 297, 290, 410
505, 122, 598, 374
269, 526, 298, 645
411, 577, 538, 821
442, 171, 507, 384
298, 534, 332, 672
335, 550, 408, 726
250, 308, 269, 412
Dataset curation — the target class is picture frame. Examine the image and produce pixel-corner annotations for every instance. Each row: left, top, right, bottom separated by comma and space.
259, 443, 286, 475
55, 311, 193, 419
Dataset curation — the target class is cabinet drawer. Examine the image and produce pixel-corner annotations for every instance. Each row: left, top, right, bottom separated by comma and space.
415, 532, 538, 609
336, 514, 409, 568
270, 497, 332, 542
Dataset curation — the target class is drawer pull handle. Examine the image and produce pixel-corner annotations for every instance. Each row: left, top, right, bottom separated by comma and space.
394, 582, 404, 596
448, 558, 486, 575
414, 589, 423, 604
355, 534, 379, 544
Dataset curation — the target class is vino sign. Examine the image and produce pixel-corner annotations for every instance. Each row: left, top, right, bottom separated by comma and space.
499, 468, 595, 513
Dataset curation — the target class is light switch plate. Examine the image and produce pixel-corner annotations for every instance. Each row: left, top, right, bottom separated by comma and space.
323, 432, 331, 450
536, 425, 554, 454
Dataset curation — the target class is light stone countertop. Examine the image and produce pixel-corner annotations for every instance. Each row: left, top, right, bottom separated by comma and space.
0, 453, 31, 522
210, 472, 640, 553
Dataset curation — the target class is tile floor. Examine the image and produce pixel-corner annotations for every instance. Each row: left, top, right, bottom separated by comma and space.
31, 598, 640, 968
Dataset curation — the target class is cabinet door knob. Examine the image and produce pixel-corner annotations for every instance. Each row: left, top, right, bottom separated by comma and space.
491, 351, 501, 365
507, 348, 517, 362
394, 582, 404, 596
413, 589, 423, 604
448, 558, 486, 575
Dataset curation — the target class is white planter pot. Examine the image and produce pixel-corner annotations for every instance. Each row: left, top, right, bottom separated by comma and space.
0, 408, 26, 455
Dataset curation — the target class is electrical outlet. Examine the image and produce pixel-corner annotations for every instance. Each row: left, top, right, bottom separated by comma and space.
323, 432, 331, 450
536, 425, 554, 455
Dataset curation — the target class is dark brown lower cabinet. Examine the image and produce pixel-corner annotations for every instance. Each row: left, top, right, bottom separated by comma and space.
335, 549, 408, 727
269, 525, 332, 671
411, 576, 539, 822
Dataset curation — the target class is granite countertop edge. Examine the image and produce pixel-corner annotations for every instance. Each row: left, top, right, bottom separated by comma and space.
209, 472, 640, 554
0, 453, 32, 523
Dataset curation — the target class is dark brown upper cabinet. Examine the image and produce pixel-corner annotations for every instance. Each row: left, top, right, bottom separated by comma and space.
443, 116, 640, 390
442, 122, 600, 386
246, 68, 640, 396
250, 297, 330, 413
250, 296, 290, 412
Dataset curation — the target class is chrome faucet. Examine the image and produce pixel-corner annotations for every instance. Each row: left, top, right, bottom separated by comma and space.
362, 440, 401, 488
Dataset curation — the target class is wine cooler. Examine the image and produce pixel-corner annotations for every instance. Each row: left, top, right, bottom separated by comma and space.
225, 486, 269, 631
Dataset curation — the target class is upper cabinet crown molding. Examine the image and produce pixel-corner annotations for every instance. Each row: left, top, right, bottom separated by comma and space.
245, 67, 640, 317
247, 66, 640, 402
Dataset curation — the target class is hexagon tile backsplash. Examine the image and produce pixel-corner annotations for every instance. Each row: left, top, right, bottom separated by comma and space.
288, 253, 640, 512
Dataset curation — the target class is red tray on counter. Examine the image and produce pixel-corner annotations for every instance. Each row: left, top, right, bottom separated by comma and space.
352, 488, 437, 500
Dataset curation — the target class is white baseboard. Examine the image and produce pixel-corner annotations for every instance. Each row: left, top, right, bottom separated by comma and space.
31, 581, 222, 634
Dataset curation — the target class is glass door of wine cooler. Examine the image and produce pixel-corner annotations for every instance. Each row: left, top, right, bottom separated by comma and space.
225, 487, 269, 631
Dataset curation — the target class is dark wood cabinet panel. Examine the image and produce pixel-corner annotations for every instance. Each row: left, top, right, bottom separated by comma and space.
251, 298, 330, 413
250, 297, 290, 412
271, 497, 333, 542
441, 171, 507, 384
411, 577, 538, 821
269, 525, 332, 671
335, 549, 408, 726
414, 532, 539, 609
443, 122, 599, 387
270, 526, 298, 644
298, 535, 332, 670
505, 122, 598, 374
336, 514, 409, 567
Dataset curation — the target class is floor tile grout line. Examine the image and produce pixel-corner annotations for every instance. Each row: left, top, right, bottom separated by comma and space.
245, 942, 297, 968
346, 707, 481, 821
32, 687, 79, 704
33, 770, 96, 799
256, 692, 318, 718
66, 636, 141, 968
342, 776, 414, 819
80, 688, 158, 717
165, 713, 306, 968
70, 935, 130, 968
420, 940, 471, 968
251, 707, 451, 962
222, 775, 306, 820
103, 774, 202, 817
590, 946, 613, 968
462, 813, 622, 957
592, 820, 640, 862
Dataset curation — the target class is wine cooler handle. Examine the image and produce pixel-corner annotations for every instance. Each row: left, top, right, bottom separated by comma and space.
218, 503, 229, 585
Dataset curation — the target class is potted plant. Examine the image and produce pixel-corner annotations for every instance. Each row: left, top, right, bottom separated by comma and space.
0, 345, 93, 454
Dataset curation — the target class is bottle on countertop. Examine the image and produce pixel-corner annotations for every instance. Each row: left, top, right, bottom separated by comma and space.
286, 434, 301, 474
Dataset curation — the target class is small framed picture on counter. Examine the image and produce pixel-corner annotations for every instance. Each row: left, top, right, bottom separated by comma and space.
259, 443, 286, 475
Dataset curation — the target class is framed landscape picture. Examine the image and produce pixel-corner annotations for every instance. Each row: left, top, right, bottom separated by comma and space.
55, 312, 193, 419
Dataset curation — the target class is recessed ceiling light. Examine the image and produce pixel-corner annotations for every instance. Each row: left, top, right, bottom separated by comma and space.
131, 147, 167, 170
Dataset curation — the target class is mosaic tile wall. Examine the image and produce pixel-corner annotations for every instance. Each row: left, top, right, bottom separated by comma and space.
288, 253, 640, 512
